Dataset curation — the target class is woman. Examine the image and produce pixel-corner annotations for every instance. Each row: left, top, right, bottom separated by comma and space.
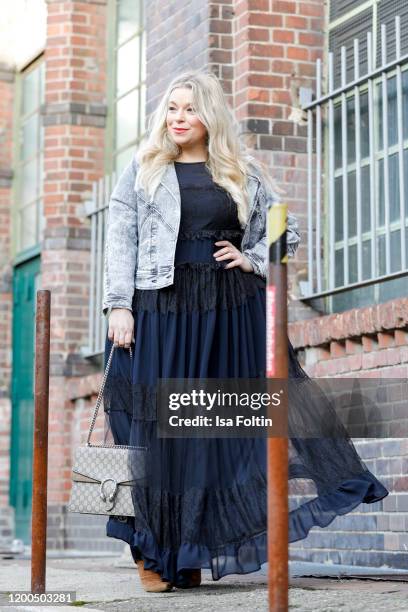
102, 70, 388, 592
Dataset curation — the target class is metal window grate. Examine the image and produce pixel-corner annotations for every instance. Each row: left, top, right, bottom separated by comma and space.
329, 8, 373, 89
82, 173, 116, 358
301, 14, 408, 309
376, 0, 408, 64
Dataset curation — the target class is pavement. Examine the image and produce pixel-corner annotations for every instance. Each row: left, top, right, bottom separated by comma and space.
0, 548, 408, 611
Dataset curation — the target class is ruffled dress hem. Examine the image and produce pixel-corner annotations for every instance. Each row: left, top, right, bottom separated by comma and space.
106, 470, 387, 582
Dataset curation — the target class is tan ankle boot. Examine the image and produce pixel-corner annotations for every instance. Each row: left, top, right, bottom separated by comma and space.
135, 559, 173, 592
189, 569, 201, 587
175, 568, 202, 589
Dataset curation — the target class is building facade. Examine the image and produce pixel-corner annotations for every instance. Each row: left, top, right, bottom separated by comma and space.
0, 0, 407, 567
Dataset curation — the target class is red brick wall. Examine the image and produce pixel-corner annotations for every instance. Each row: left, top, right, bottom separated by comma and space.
209, 1, 234, 102
290, 298, 408, 378
43, 0, 108, 510
231, 0, 325, 322
146, 0, 209, 113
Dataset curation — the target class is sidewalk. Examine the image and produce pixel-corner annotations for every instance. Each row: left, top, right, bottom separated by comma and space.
1, 550, 408, 611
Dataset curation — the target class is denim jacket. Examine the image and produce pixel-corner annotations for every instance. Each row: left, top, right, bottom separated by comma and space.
102, 156, 300, 317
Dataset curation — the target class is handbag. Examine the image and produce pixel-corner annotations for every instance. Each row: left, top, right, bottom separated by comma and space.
68, 342, 147, 518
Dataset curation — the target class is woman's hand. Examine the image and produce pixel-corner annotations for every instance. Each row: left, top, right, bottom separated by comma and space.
213, 240, 254, 273
108, 308, 135, 348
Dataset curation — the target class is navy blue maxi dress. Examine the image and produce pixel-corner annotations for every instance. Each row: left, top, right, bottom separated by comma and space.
103, 160, 388, 584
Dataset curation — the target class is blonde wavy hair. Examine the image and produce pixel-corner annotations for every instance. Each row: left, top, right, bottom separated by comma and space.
134, 69, 284, 226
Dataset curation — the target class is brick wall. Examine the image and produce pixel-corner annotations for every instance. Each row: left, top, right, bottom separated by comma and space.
290, 298, 408, 377
0, 64, 15, 546
0, 507, 14, 551
289, 441, 408, 569
146, 0, 209, 114
231, 0, 325, 323
208, 1, 234, 102
42, 0, 109, 544
288, 298, 408, 568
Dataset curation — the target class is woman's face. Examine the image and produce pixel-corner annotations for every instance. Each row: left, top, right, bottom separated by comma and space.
166, 87, 207, 147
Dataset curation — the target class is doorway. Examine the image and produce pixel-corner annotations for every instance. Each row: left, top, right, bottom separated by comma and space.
10, 256, 41, 543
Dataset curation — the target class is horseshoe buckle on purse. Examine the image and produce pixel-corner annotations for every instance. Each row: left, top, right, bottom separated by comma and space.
100, 478, 118, 510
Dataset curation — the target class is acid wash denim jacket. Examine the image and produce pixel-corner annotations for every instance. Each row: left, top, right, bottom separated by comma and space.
102, 156, 301, 317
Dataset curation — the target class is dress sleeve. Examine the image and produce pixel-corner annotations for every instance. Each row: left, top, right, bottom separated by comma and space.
102, 156, 139, 318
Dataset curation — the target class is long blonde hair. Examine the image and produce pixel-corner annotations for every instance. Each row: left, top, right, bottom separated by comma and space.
135, 69, 283, 226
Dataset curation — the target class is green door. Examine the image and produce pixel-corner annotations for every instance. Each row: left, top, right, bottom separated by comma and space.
10, 256, 41, 543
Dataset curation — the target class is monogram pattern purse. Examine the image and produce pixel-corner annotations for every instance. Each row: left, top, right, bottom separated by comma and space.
68, 343, 146, 517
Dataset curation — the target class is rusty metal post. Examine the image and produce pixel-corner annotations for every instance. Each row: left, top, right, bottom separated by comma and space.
31, 290, 51, 593
266, 204, 289, 611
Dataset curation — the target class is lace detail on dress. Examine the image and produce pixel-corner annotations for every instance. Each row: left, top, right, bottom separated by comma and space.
177, 228, 243, 241
132, 263, 266, 313
103, 346, 308, 423
103, 378, 157, 421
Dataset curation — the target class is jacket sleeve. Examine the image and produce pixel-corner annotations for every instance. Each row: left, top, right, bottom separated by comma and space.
242, 181, 301, 280
102, 156, 139, 318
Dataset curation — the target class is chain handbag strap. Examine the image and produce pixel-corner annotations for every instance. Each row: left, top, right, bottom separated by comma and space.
86, 342, 138, 450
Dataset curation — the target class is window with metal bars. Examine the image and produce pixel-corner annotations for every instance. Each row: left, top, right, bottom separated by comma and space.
304, 1, 408, 313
